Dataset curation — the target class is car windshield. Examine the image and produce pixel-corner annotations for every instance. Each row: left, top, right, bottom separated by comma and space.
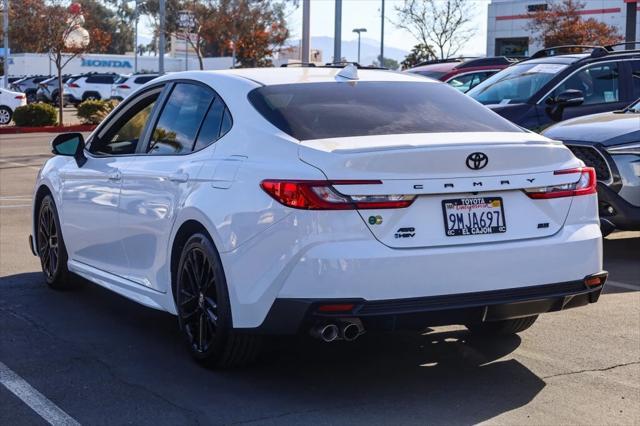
115, 76, 129, 84
627, 99, 640, 113
248, 81, 522, 140
468, 62, 567, 105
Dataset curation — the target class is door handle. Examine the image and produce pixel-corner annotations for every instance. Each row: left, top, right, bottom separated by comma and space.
108, 170, 122, 181
169, 173, 189, 183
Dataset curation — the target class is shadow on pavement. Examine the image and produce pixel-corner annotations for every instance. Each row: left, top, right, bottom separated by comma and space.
603, 236, 640, 294
0, 272, 546, 424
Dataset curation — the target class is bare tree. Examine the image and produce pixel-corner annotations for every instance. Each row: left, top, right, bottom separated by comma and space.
44, 2, 108, 125
395, 0, 475, 60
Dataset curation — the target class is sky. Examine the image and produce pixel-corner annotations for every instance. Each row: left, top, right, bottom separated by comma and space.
287, 0, 490, 56
139, 0, 491, 59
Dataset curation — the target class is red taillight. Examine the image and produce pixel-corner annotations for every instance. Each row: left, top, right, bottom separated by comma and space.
317, 303, 355, 313
260, 180, 415, 210
118, 84, 130, 89
524, 167, 597, 199
15, 95, 25, 99
67, 83, 80, 88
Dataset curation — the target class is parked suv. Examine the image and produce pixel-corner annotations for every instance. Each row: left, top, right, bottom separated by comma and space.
406, 57, 518, 92
543, 97, 640, 235
36, 75, 78, 104
63, 73, 121, 105
10, 75, 52, 103
110, 73, 159, 101
468, 44, 640, 130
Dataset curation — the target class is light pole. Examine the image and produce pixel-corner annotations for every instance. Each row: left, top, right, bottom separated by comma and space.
301, 0, 310, 63
352, 28, 366, 64
380, 0, 385, 67
158, 0, 165, 74
134, 0, 141, 73
2, 0, 8, 88
333, 0, 342, 63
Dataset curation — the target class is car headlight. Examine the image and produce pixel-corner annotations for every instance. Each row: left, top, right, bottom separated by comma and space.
606, 142, 640, 156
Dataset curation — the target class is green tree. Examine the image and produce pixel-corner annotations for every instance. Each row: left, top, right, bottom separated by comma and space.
401, 43, 436, 69
373, 55, 399, 70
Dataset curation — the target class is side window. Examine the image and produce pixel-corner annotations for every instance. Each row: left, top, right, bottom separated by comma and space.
220, 108, 232, 136
147, 83, 214, 155
86, 75, 116, 84
134, 76, 157, 84
552, 63, 620, 105
194, 97, 225, 151
448, 73, 477, 92
90, 90, 160, 155
631, 61, 640, 99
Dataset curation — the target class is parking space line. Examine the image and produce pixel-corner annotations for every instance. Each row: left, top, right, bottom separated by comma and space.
0, 361, 81, 426
0, 159, 42, 170
0, 204, 32, 209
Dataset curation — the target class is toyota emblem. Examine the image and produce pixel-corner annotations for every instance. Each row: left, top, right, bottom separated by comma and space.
466, 152, 488, 170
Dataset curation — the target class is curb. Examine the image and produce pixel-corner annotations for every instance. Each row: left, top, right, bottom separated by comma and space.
0, 124, 97, 135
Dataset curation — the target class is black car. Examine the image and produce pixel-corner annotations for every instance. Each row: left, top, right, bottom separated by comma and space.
543, 98, 640, 235
468, 44, 640, 130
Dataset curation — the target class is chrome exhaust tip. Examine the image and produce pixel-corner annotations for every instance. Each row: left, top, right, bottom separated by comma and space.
311, 324, 339, 342
341, 321, 364, 342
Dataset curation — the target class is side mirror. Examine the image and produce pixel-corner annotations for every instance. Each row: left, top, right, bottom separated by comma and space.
545, 89, 584, 122
51, 133, 86, 167
554, 89, 584, 107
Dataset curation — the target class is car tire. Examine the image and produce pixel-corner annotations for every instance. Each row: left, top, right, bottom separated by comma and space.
0, 106, 12, 125
175, 233, 261, 368
37, 195, 76, 290
466, 315, 538, 335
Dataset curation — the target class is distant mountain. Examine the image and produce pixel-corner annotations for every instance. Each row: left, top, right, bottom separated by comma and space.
290, 36, 408, 65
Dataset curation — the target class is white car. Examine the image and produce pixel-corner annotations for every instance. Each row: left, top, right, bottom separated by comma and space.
0, 87, 27, 125
30, 66, 606, 367
110, 73, 160, 101
63, 73, 121, 105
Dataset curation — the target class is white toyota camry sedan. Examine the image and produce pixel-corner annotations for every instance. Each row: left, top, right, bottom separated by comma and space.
30, 65, 607, 367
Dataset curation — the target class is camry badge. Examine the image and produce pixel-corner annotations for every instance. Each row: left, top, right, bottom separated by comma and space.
466, 152, 488, 170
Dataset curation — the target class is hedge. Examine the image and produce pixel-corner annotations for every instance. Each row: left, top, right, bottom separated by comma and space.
12, 103, 58, 127
77, 99, 116, 125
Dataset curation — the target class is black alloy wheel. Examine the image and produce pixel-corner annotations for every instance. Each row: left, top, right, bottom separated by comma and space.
37, 195, 74, 289
177, 243, 220, 355
38, 201, 59, 280
176, 233, 261, 367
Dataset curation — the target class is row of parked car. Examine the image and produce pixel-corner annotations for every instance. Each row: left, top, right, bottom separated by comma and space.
0, 72, 160, 125
407, 42, 640, 235
6, 72, 160, 106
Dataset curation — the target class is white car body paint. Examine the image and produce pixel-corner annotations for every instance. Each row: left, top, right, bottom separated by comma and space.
0, 87, 27, 124
32, 68, 603, 329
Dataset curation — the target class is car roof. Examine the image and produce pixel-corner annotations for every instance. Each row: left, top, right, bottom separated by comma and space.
213, 67, 431, 86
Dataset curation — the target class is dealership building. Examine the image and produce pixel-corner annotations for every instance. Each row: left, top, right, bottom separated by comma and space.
4, 53, 233, 77
487, 0, 640, 57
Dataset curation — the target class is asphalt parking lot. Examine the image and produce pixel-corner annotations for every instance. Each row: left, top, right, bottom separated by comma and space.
1, 133, 639, 425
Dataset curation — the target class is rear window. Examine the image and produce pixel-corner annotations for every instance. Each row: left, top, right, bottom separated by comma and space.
134, 75, 158, 84
409, 70, 447, 80
248, 81, 521, 140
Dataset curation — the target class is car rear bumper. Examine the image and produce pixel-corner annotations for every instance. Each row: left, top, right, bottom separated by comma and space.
252, 272, 607, 334
598, 183, 640, 230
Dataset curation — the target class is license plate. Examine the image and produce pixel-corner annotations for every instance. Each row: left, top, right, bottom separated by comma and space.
442, 197, 507, 237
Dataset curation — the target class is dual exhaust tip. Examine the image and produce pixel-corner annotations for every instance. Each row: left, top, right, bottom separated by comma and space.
312, 320, 364, 342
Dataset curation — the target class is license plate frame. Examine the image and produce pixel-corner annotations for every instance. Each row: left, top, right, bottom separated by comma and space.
442, 197, 507, 237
